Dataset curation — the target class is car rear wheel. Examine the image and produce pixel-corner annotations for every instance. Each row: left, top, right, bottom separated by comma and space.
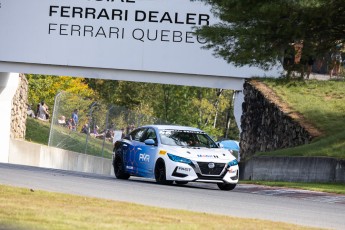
217, 183, 236, 191
114, 149, 130, 180
154, 159, 173, 185
175, 181, 188, 185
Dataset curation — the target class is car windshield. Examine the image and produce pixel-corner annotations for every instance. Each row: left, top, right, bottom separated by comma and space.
159, 129, 218, 148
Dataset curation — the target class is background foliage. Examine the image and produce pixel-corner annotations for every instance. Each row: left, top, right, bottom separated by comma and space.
27, 75, 239, 140
26, 75, 96, 110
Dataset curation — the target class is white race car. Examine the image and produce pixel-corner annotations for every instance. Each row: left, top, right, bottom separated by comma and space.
112, 125, 239, 190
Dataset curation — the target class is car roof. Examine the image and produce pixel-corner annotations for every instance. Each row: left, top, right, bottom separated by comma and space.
141, 125, 203, 132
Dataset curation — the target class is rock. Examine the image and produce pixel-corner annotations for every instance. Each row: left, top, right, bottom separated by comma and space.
10, 74, 28, 139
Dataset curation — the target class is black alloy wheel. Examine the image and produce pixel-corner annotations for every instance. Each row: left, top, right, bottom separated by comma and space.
217, 183, 236, 191
154, 159, 173, 185
114, 148, 130, 180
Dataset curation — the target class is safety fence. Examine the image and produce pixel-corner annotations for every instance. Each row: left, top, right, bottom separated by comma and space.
48, 91, 168, 159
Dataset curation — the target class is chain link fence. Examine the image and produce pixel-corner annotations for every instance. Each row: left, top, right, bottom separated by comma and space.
48, 91, 168, 159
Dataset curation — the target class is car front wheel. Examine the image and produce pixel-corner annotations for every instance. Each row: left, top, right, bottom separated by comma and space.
114, 149, 130, 180
217, 183, 236, 191
154, 159, 173, 185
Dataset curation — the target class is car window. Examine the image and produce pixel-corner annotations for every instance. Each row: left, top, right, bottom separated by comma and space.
129, 128, 146, 142
196, 133, 215, 147
159, 129, 218, 148
143, 128, 157, 143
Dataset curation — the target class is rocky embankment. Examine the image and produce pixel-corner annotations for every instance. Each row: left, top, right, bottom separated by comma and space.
240, 80, 321, 159
10, 74, 28, 139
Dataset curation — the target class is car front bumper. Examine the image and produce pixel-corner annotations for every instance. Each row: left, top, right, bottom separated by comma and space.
166, 160, 239, 184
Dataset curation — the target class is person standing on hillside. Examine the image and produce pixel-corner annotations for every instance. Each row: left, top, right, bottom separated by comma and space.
306, 56, 315, 79
37, 101, 49, 121
329, 43, 343, 78
71, 109, 79, 131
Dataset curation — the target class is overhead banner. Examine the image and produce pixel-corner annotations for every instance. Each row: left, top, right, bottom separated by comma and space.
0, 0, 280, 78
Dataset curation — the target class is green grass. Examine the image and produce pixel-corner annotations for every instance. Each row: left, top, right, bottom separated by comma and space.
257, 79, 345, 159
0, 184, 321, 230
25, 118, 113, 158
241, 181, 345, 194
25, 118, 50, 145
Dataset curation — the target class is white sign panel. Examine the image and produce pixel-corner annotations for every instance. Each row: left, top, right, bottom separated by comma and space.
0, 0, 280, 80
113, 130, 123, 144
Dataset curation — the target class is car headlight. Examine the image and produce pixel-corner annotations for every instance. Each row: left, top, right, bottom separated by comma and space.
227, 159, 238, 168
167, 153, 192, 165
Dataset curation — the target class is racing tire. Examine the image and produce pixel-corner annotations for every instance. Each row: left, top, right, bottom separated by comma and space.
114, 150, 130, 180
154, 159, 173, 185
175, 181, 188, 185
217, 183, 236, 191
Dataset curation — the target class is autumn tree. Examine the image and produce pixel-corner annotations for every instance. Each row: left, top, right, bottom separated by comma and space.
27, 75, 95, 107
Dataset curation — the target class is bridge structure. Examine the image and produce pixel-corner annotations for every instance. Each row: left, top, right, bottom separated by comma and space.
0, 0, 281, 163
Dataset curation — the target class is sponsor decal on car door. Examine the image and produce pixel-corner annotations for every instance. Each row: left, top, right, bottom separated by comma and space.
137, 145, 157, 178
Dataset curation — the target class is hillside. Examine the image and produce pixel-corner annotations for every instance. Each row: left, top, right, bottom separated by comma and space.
25, 118, 113, 158
256, 78, 345, 159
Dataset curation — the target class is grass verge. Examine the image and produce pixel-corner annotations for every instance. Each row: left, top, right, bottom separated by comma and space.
241, 181, 345, 194
0, 184, 321, 230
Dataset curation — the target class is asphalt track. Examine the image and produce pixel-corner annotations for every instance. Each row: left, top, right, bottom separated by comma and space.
0, 163, 344, 230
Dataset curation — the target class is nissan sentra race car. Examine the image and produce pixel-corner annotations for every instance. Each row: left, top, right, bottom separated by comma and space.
112, 125, 239, 190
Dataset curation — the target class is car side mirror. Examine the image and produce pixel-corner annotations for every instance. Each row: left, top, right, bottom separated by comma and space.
217, 142, 224, 148
144, 139, 156, 146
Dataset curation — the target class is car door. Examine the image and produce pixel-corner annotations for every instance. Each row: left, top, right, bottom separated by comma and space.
123, 128, 146, 176
137, 128, 158, 178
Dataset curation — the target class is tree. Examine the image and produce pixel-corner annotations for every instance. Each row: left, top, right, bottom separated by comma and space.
26, 75, 95, 108
195, 0, 345, 75
84, 78, 119, 103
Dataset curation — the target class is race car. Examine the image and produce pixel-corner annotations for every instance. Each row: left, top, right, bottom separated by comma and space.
112, 125, 239, 190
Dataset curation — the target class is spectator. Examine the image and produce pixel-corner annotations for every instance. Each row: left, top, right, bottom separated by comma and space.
103, 129, 114, 141
27, 104, 36, 118
306, 56, 315, 79
71, 109, 79, 131
45, 105, 50, 120
81, 123, 89, 134
58, 116, 66, 126
92, 125, 99, 136
330, 43, 343, 78
315, 56, 325, 74
91, 125, 104, 138
66, 118, 73, 130
37, 101, 49, 121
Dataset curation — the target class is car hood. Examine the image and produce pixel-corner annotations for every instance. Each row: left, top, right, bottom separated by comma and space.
162, 145, 236, 162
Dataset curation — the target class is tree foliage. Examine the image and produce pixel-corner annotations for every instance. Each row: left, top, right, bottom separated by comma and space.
195, 0, 345, 72
26, 75, 96, 108
27, 75, 239, 140
85, 79, 239, 138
